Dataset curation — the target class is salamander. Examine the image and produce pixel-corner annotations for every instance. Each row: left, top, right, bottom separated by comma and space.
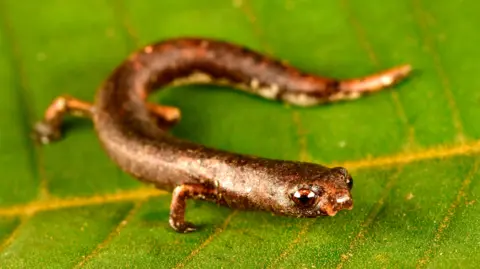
33, 37, 411, 233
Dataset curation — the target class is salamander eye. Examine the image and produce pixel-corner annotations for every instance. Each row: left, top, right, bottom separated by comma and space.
346, 176, 353, 190
292, 189, 318, 207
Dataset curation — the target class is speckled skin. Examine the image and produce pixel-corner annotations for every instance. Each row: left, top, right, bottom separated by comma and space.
34, 37, 411, 233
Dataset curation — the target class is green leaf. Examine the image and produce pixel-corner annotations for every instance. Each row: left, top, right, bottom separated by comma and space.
1, 0, 479, 268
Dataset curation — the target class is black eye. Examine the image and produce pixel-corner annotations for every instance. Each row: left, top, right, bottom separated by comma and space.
292, 189, 318, 207
346, 176, 353, 190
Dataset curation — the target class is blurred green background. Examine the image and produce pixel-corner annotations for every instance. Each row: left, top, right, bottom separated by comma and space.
1, 0, 479, 268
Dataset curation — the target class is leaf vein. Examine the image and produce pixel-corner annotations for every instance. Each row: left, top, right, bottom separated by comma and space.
415, 158, 480, 268
340, 0, 416, 148
73, 200, 146, 268
111, 0, 141, 49
332, 139, 480, 171
0, 188, 165, 217
238, 0, 312, 163
0, 216, 29, 255
265, 219, 316, 268
411, 0, 466, 143
335, 167, 403, 269
237, 0, 274, 53
173, 210, 238, 269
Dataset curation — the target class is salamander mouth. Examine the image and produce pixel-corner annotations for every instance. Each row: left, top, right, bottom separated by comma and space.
321, 195, 354, 216
324, 205, 338, 216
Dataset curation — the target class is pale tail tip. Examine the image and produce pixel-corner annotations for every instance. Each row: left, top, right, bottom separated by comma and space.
397, 64, 413, 77
385, 64, 413, 86
390, 64, 413, 81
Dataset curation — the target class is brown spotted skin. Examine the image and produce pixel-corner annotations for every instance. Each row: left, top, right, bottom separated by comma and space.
34, 37, 411, 233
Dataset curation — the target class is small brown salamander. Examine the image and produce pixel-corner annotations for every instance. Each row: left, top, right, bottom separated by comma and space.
33, 37, 411, 233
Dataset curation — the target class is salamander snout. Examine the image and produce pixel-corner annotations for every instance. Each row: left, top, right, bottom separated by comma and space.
323, 190, 354, 216
322, 167, 354, 216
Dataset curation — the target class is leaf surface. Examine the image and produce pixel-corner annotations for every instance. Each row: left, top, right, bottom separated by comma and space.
1, 0, 479, 268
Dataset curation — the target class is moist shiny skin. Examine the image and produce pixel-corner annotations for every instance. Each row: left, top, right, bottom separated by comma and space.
35, 37, 411, 233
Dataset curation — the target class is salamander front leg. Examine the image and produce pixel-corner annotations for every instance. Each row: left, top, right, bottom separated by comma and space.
169, 184, 217, 233
33, 95, 93, 144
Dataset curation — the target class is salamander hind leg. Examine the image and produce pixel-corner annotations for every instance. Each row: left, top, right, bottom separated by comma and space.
146, 103, 181, 130
33, 95, 93, 144
169, 184, 217, 233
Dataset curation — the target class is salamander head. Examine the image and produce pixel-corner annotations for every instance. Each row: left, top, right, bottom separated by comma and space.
285, 166, 353, 217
